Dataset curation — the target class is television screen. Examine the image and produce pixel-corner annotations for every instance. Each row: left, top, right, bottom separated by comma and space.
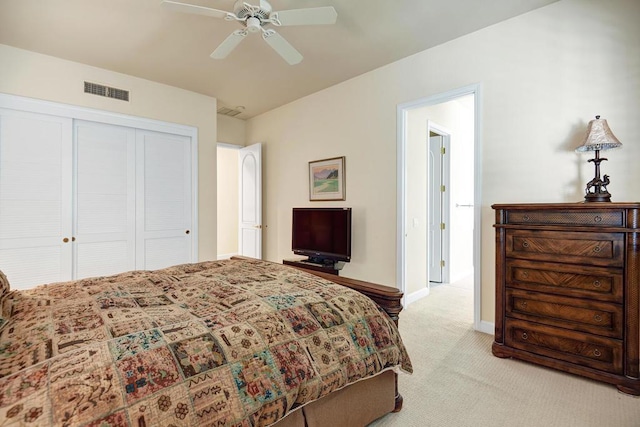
292, 207, 351, 264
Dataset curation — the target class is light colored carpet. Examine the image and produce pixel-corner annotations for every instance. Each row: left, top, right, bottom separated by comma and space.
370, 280, 640, 427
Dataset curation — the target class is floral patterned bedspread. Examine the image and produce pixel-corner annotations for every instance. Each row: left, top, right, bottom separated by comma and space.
0, 258, 412, 426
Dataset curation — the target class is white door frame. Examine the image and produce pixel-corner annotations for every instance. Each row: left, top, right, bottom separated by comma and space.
397, 83, 487, 333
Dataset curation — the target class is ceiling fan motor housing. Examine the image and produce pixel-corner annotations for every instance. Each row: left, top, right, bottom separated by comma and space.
234, 0, 272, 21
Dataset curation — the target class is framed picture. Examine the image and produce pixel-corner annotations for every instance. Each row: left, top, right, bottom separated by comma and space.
309, 156, 345, 201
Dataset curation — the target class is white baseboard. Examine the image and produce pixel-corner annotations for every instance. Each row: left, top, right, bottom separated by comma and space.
476, 320, 494, 335
217, 253, 237, 260
405, 287, 430, 307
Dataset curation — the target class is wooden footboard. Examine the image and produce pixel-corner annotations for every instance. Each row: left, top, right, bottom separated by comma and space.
231, 257, 405, 326
288, 269, 403, 327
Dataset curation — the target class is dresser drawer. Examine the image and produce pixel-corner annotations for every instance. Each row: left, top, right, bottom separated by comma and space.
505, 259, 623, 302
506, 289, 623, 338
505, 230, 624, 267
505, 319, 623, 374
505, 209, 624, 227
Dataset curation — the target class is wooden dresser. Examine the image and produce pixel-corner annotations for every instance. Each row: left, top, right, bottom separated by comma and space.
492, 203, 640, 395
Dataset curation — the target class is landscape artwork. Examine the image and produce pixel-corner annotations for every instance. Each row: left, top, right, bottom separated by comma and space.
309, 156, 345, 201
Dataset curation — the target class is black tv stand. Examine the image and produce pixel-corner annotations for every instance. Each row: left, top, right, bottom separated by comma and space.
283, 259, 340, 276
305, 256, 333, 266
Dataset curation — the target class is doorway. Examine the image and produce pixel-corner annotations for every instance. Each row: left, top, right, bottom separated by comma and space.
216, 142, 263, 260
217, 143, 240, 259
397, 84, 482, 331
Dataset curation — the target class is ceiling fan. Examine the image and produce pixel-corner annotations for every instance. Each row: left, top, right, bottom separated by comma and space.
161, 0, 338, 65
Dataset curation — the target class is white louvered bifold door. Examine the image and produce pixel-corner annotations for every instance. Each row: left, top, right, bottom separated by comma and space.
74, 121, 136, 279
0, 109, 73, 289
136, 130, 192, 270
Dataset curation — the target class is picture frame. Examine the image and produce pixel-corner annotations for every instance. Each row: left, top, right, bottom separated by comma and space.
309, 156, 346, 201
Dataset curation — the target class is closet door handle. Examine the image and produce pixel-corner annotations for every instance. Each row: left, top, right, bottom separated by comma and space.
185, 230, 190, 234
63, 237, 69, 243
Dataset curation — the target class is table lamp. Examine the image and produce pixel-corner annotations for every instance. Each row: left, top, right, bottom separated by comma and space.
575, 116, 622, 202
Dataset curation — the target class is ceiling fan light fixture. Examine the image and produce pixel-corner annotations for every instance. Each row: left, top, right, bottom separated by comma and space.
246, 17, 262, 33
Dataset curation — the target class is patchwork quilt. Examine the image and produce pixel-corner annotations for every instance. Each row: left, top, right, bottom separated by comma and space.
0, 258, 412, 426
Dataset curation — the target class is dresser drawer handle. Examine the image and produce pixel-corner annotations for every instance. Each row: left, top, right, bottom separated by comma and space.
522, 215, 530, 221
522, 271, 529, 278
593, 246, 602, 253
522, 241, 530, 248
594, 216, 602, 223
522, 332, 528, 340
520, 301, 528, 309
594, 314, 603, 322
593, 280, 601, 288
593, 349, 602, 358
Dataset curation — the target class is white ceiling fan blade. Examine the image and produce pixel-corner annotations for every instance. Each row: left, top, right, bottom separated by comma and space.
272, 7, 337, 26
211, 30, 248, 59
161, 0, 230, 19
262, 30, 303, 65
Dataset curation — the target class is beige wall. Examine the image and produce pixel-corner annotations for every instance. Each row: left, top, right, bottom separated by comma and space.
217, 146, 239, 258
245, 0, 640, 324
217, 114, 246, 146
0, 44, 219, 261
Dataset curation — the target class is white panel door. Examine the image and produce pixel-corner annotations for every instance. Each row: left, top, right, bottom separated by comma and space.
136, 130, 192, 270
74, 121, 136, 279
0, 109, 73, 289
428, 135, 443, 283
238, 143, 262, 259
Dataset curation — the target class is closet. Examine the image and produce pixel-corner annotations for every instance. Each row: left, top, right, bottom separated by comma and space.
0, 95, 196, 290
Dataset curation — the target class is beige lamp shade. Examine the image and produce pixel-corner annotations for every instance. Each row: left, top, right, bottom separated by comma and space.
575, 115, 622, 152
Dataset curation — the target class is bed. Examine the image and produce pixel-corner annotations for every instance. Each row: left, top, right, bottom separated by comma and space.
0, 257, 412, 426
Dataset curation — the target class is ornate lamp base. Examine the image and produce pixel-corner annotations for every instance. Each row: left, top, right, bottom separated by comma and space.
584, 190, 611, 203
583, 149, 612, 203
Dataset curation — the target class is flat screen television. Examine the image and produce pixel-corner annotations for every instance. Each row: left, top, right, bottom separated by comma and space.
292, 207, 352, 265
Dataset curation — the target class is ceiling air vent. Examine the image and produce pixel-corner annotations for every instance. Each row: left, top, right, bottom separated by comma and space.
84, 81, 129, 102
217, 106, 244, 117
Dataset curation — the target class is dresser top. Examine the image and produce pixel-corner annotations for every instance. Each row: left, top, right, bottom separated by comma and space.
492, 202, 640, 210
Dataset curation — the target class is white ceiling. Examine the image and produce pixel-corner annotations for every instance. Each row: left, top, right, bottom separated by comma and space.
0, 0, 558, 119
